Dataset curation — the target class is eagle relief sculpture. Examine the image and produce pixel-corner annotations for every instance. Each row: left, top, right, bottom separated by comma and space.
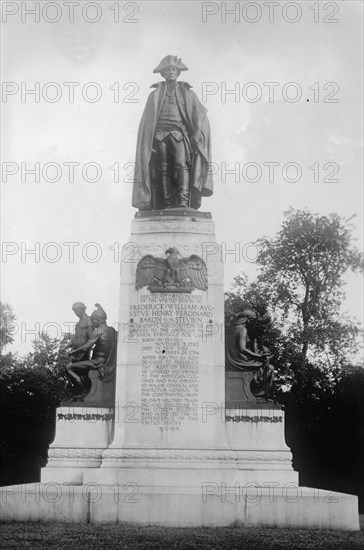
136, 247, 207, 293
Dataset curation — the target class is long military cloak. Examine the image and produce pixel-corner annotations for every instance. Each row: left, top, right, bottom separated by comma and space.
132, 81, 213, 210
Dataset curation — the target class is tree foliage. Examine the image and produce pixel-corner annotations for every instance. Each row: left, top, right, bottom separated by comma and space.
0, 302, 17, 353
255, 208, 363, 367
0, 331, 71, 485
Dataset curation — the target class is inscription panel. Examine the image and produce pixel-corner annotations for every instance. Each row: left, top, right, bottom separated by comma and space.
129, 292, 214, 429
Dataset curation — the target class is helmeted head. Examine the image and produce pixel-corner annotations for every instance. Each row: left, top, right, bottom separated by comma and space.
72, 302, 86, 319
153, 55, 188, 82
91, 303, 107, 328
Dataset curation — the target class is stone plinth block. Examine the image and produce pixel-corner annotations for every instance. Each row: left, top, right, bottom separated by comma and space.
41, 406, 114, 484
0, 484, 359, 530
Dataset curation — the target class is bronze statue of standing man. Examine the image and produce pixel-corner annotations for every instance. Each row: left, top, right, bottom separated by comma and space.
132, 55, 213, 211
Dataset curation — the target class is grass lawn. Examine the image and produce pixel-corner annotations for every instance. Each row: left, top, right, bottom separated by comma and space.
0, 522, 363, 550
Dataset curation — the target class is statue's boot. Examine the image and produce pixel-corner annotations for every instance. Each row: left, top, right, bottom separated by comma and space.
160, 174, 173, 209
177, 170, 190, 208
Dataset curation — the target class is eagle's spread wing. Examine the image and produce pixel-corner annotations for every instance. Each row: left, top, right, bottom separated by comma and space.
179, 255, 208, 290
136, 255, 168, 290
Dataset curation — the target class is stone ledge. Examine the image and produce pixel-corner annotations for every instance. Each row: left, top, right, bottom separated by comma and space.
135, 209, 212, 219
100, 448, 292, 463
0, 484, 359, 530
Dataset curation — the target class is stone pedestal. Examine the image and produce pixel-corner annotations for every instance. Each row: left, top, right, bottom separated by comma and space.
41, 406, 114, 484
0, 212, 359, 530
82, 213, 298, 503
225, 408, 297, 483
101, 211, 227, 469
226, 371, 266, 408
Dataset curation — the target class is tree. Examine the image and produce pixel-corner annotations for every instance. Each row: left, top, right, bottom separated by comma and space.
255, 208, 363, 370
0, 332, 71, 486
0, 302, 16, 354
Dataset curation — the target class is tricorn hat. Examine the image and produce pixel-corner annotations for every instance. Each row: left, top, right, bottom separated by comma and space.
153, 55, 188, 74
91, 303, 107, 322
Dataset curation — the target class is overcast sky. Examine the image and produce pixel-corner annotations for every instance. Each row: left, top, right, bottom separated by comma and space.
1, 1, 363, 355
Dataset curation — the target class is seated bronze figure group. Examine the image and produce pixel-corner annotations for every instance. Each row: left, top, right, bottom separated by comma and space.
61, 302, 117, 399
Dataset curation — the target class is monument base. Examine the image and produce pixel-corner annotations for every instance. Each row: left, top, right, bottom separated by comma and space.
0, 482, 359, 530
0, 407, 359, 530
